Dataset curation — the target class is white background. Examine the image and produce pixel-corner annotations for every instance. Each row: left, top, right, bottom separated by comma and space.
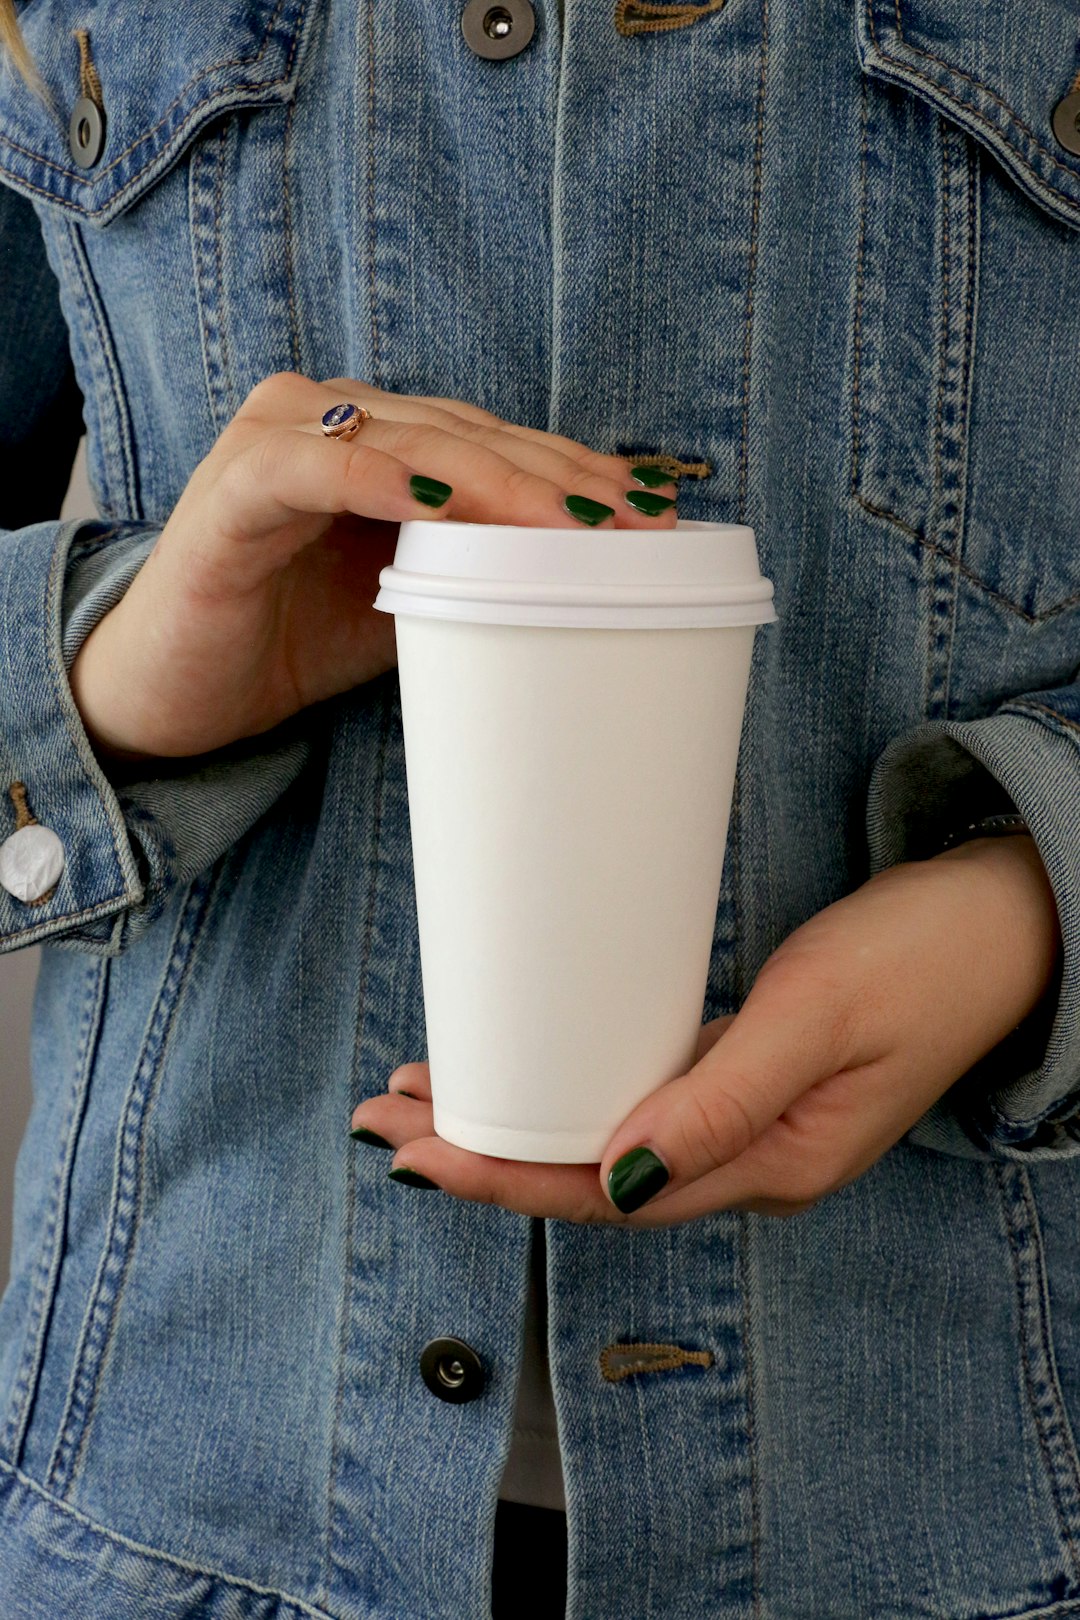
0, 441, 95, 1291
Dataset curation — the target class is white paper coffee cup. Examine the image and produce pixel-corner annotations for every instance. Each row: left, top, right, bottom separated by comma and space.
374, 519, 775, 1162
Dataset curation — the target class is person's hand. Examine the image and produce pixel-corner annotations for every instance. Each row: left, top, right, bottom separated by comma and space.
69, 372, 676, 762
348, 833, 1062, 1225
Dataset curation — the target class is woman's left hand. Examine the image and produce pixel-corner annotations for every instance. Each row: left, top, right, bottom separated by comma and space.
349, 835, 1062, 1226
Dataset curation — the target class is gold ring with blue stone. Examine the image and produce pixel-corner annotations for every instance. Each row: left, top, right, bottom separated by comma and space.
320, 402, 372, 439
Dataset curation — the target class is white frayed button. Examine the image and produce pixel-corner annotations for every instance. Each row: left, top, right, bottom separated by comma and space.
0, 824, 65, 903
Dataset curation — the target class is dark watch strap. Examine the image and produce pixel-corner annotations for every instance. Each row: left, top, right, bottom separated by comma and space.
939, 812, 1030, 853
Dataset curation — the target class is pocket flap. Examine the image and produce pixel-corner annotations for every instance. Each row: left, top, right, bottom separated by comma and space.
0, 0, 309, 226
857, 0, 1080, 232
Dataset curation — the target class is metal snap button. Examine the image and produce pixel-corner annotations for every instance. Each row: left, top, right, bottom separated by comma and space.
1051, 89, 1080, 157
419, 1336, 486, 1403
69, 95, 105, 168
460, 0, 535, 61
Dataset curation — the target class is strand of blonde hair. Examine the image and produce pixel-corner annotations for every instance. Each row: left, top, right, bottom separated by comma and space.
0, 1, 49, 102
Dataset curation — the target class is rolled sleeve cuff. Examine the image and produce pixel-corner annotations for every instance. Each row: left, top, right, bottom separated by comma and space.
0, 518, 154, 954
866, 703, 1080, 1163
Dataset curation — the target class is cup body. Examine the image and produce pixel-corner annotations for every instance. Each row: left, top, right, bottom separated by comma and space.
394, 612, 756, 1162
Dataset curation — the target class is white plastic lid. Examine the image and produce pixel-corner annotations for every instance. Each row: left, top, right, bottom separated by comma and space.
373, 518, 776, 629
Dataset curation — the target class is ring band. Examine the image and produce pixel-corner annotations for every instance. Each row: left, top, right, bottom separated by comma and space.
321, 402, 372, 440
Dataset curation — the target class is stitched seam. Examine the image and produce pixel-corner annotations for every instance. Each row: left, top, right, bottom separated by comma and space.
62, 218, 138, 518
738, 0, 769, 524
44, 871, 218, 1497
999, 1163, 1076, 1566
2, 960, 106, 1466
1002, 1165, 1080, 1568
1005, 701, 1080, 742
282, 90, 301, 375
0, 1455, 337, 1618
43, 518, 133, 880
0, 0, 291, 190
850, 74, 870, 497
852, 494, 1080, 623
739, 1214, 763, 1620
931, 121, 950, 543
189, 132, 221, 432
212, 123, 234, 423
320, 689, 393, 1610
365, 0, 381, 386
866, 0, 1080, 211
943, 133, 979, 705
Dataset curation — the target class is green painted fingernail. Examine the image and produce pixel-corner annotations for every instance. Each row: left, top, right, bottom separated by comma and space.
608, 1146, 670, 1214
350, 1126, 394, 1149
388, 1166, 440, 1190
624, 489, 677, 516
563, 494, 615, 526
630, 465, 678, 488
410, 475, 452, 508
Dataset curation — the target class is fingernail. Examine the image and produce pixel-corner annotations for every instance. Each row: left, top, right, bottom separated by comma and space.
629, 465, 678, 488
608, 1146, 669, 1214
563, 494, 615, 526
410, 475, 452, 508
624, 489, 676, 516
388, 1166, 441, 1190
350, 1126, 394, 1149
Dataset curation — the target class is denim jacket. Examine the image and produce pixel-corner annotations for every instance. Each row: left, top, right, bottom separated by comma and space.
1, 1, 1080, 1615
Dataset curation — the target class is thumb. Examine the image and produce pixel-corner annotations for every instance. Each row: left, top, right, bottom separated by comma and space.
600, 965, 842, 1214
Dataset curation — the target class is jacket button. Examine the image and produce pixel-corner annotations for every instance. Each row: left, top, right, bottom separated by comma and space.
460, 0, 535, 60
1052, 90, 1080, 157
0, 824, 65, 904
419, 1336, 486, 1403
69, 95, 106, 168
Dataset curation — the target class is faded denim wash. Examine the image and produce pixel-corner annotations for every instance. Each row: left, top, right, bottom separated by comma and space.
1, 0, 1080, 1615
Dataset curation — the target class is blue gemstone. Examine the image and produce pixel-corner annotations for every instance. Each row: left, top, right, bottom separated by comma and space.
322, 403, 356, 428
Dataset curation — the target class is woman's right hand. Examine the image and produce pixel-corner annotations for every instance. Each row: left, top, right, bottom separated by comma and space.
68, 371, 677, 762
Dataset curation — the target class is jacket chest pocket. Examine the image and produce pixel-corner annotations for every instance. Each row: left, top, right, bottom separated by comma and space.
0, 0, 313, 521
852, 0, 1080, 623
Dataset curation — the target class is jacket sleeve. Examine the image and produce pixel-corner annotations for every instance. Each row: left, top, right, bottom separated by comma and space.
0, 187, 311, 958
865, 682, 1080, 1163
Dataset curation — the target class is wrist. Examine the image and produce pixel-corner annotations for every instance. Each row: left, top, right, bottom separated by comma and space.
935, 830, 1063, 1013
69, 607, 158, 766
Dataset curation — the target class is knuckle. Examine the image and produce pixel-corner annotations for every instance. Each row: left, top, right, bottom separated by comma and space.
678, 1084, 756, 1169
392, 420, 445, 459
244, 370, 301, 409
500, 461, 543, 500
248, 425, 295, 485
753, 948, 857, 1065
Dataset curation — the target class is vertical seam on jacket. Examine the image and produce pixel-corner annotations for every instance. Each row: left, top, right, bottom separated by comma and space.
924, 119, 953, 725
995, 1162, 1080, 1574
850, 73, 869, 499
213, 126, 234, 413
931, 121, 950, 540
738, 1213, 763, 1618
59, 220, 140, 521
365, 0, 382, 387
942, 134, 979, 714
282, 92, 302, 375
319, 687, 392, 1610
737, 0, 769, 525
43, 869, 220, 1498
2, 959, 108, 1468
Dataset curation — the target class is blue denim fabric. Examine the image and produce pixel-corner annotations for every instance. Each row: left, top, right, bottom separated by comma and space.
1, 0, 1080, 1614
